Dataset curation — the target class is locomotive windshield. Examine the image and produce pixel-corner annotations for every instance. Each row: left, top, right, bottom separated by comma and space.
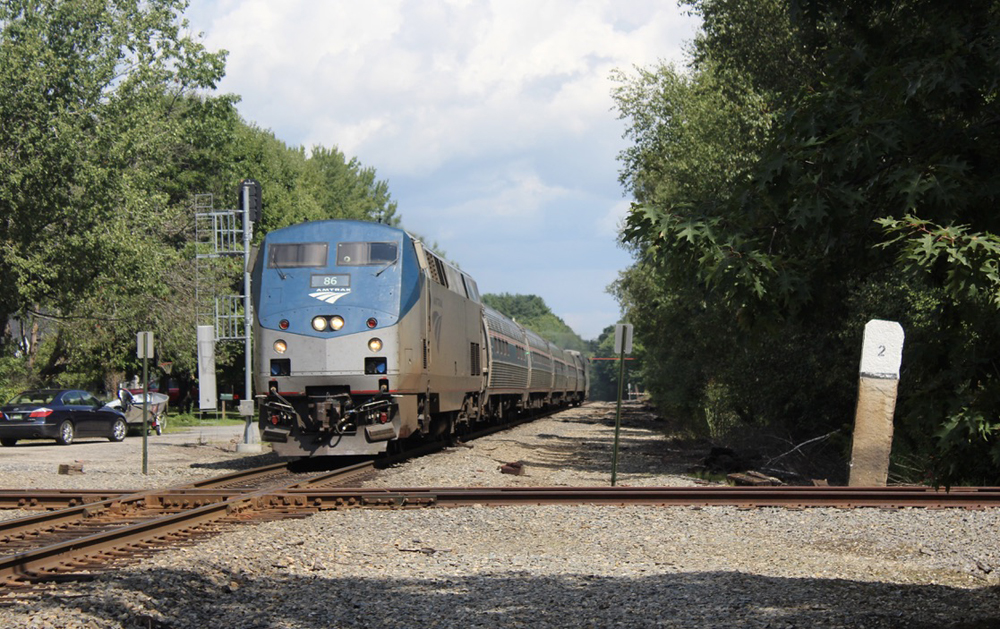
337, 241, 398, 266
268, 243, 328, 268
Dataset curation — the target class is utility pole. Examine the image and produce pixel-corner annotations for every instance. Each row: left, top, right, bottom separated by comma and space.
137, 332, 154, 475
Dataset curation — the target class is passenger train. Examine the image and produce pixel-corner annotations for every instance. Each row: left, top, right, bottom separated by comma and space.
251, 220, 588, 457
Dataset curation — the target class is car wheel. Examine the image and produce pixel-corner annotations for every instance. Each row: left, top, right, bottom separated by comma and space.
109, 418, 126, 442
0, 438, 16, 447
56, 420, 75, 445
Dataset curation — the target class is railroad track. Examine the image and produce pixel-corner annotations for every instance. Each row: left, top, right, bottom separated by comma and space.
0, 462, 295, 511
0, 410, 553, 595
3, 480, 999, 594
282, 485, 1000, 510
0, 461, 376, 595
3, 395, 999, 601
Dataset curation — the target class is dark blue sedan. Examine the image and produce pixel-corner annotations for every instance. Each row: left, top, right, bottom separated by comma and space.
0, 389, 127, 446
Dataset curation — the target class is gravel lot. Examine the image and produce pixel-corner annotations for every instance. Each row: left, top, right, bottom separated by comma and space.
2, 402, 999, 628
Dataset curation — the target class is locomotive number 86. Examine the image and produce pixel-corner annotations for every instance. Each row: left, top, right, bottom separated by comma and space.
251, 219, 588, 458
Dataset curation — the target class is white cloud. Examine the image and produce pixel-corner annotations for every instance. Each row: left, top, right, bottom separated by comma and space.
416, 163, 572, 242
195, 0, 697, 174
184, 0, 699, 340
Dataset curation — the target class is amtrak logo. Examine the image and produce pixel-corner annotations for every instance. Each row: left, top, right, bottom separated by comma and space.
310, 289, 350, 304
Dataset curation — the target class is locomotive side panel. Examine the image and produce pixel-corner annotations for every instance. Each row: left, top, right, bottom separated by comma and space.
418, 247, 484, 417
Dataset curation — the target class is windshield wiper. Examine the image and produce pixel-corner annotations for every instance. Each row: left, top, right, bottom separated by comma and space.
374, 256, 399, 277
272, 258, 288, 280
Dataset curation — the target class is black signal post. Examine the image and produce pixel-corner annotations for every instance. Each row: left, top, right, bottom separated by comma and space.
238, 179, 262, 222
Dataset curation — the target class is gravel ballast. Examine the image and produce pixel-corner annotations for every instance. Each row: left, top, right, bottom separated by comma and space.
1, 402, 998, 628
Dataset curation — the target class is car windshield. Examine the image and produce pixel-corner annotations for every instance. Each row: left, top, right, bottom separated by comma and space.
7, 391, 58, 405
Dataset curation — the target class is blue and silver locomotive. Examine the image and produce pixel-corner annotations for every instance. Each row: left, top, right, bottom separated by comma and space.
251, 220, 588, 457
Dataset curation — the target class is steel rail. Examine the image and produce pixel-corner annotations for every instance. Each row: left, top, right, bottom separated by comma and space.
3, 477, 998, 586
170, 462, 290, 489
5, 484, 999, 517
0, 463, 294, 512
0, 491, 156, 544
0, 490, 139, 511
0, 406, 553, 513
262, 485, 1000, 510
0, 496, 240, 583
0, 461, 375, 585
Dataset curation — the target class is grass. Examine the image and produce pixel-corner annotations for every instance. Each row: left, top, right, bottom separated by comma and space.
157, 410, 250, 433
686, 469, 731, 484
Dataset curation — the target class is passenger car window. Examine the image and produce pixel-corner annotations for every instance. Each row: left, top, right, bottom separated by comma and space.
62, 392, 83, 405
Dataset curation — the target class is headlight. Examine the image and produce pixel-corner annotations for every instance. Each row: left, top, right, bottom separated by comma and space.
311, 316, 327, 331
331, 315, 345, 331
368, 338, 383, 352
273, 340, 287, 354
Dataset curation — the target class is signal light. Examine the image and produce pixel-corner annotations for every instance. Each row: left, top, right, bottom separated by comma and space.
279, 319, 289, 330
238, 179, 262, 222
367, 318, 377, 329
29, 408, 53, 419
368, 338, 382, 352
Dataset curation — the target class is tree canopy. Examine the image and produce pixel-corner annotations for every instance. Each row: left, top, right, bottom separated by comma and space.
614, 0, 1000, 484
0, 0, 399, 399
482, 293, 589, 353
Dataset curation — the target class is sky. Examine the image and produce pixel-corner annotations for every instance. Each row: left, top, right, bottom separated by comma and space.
184, 1, 700, 341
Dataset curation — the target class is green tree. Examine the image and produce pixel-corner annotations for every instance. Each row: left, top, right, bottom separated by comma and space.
585, 323, 646, 403
614, 0, 1000, 484
482, 293, 589, 352
0, 0, 407, 399
308, 146, 398, 225
0, 0, 228, 388
151, 125, 402, 393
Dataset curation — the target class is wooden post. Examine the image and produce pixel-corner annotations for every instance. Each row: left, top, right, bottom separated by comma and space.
611, 324, 633, 487
849, 320, 904, 486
